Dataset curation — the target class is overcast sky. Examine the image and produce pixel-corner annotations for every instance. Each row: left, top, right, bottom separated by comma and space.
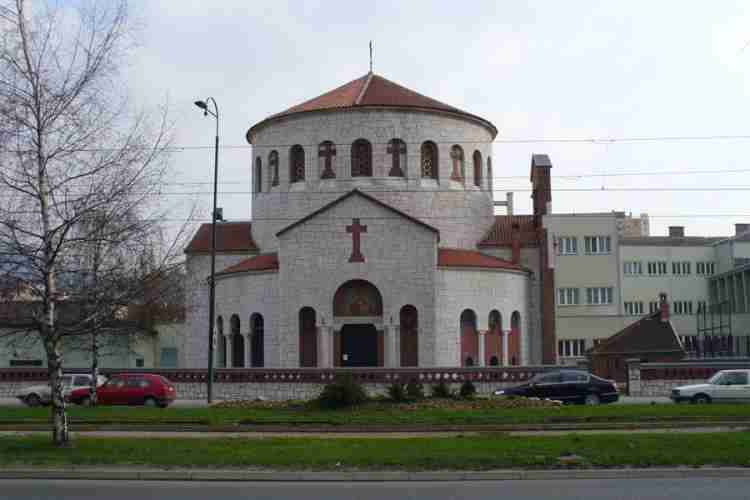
128, 0, 750, 238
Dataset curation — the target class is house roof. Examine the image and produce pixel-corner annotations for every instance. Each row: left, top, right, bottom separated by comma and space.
438, 248, 525, 271
275, 189, 440, 238
478, 215, 539, 247
217, 253, 279, 275
590, 310, 685, 355
185, 222, 257, 254
246, 72, 497, 141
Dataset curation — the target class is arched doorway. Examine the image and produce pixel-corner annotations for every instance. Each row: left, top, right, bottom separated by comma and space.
460, 309, 478, 366
230, 314, 244, 367
299, 307, 317, 367
250, 313, 264, 367
333, 280, 383, 367
400, 305, 418, 367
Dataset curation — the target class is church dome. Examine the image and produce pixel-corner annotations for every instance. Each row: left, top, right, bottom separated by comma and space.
246, 72, 497, 142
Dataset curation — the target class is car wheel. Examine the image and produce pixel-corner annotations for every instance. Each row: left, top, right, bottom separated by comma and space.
692, 394, 711, 405
144, 397, 158, 408
79, 396, 92, 407
584, 394, 600, 406
25, 394, 41, 407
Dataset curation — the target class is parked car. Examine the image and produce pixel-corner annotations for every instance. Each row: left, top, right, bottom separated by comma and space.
68, 373, 176, 407
493, 370, 619, 405
670, 369, 750, 404
16, 373, 107, 407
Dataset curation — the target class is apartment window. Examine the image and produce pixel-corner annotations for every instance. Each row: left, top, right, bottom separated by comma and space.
558, 339, 587, 358
623, 261, 643, 275
586, 287, 614, 305
708, 262, 715, 275
672, 261, 692, 275
673, 301, 694, 315
584, 236, 611, 254
649, 301, 659, 313
557, 288, 580, 306
697, 262, 705, 275
647, 261, 668, 276
624, 301, 644, 315
556, 236, 578, 255
697, 300, 708, 313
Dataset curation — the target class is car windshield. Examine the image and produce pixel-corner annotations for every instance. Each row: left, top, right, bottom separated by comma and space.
708, 373, 725, 385
60, 376, 72, 387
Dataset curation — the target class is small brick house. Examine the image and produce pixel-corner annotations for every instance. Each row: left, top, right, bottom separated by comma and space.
589, 294, 686, 382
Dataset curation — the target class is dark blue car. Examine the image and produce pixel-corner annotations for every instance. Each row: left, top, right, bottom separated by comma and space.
494, 370, 619, 405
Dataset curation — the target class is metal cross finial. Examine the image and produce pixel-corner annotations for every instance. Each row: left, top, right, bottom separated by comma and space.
369, 41, 373, 73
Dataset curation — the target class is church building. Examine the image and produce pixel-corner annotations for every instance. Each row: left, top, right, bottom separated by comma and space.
183, 72, 557, 370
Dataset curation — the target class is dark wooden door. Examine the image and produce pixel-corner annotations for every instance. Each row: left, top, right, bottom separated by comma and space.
340, 324, 378, 367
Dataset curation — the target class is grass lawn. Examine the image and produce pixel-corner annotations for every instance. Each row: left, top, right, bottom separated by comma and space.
2, 432, 750, 470
1, 403, 750, 427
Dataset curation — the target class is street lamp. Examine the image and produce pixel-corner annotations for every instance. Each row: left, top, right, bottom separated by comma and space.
195, 97, 220, 404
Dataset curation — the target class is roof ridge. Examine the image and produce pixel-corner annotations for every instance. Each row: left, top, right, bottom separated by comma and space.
355, 71, 374, 105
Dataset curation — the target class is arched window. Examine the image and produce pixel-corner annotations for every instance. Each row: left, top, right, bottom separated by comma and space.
289, 145, 305, 183
460, 309, 478, 367
269, 150, 279, 187
230, 314, 244, 368
450, 145, 465, 181
387, 139, 406, 177
351, 139, 372, 177
488, 310, 502, 367
487, 157, 493, 194
420, 141, 438, 179
510, 311, 521, 366
216, 316, 225, 368
299, 307, 317, 367
473, 150, 482, 187
400, 305, 418, 367
318, 141, 336, 179
254, 157, 262, 193
250, 313, 264, 367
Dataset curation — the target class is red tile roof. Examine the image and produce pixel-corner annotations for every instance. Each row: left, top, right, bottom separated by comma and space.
217, 253, 279, 275
478, 215, 539, 247
247, 73, 497, 140
184, 222, 257, 254
438, 248, 524, 271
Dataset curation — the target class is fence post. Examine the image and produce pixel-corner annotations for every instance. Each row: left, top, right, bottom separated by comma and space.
625, 358, 641, 396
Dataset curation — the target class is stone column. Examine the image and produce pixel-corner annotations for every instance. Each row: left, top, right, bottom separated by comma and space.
245, 333, 252, 368
384, 325, 399, 368
478, 331, 486, 367
502, 330, 510, 366
318, 326, 332, 368
223, 334, 230, 368
744, 270, 749, 314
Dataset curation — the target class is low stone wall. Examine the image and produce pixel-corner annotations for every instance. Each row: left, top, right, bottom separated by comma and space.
627, 359, 750, 397
0, 366, 553, 401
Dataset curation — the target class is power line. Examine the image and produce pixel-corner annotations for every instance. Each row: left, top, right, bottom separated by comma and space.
3, 134, 750, 155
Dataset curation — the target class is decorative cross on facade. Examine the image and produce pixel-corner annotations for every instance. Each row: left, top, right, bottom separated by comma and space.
387, 139, 405, 177
319, 141, 336, 179
346, 218, 367, 262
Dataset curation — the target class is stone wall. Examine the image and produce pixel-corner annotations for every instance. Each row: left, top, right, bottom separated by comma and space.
0, 367, 553, 401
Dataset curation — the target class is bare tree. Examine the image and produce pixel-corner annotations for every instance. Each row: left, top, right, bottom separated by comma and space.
0, 0, 184, 446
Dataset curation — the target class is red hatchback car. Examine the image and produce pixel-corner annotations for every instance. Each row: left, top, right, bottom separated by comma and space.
68, 373, 176, 408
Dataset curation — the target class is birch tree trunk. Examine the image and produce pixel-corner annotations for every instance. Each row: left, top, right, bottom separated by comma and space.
45, 338, 69, 446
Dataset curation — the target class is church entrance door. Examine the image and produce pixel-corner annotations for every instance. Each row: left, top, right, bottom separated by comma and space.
340, 324, 378, 367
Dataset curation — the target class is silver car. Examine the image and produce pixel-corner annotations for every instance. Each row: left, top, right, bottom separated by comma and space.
15, 374, 106, 407
670, 369, 750, 404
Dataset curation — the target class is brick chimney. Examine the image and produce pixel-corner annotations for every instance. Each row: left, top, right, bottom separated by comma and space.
735, 223, 750, 236
511, 223, 521, 264
659, 293, 669, 322
668, 226, 684, 238
530, 154, 552, 217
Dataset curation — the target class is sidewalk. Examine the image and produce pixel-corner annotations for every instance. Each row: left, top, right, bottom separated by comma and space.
1, 466, 749, 482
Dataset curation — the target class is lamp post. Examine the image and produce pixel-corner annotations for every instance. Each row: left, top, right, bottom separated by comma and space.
195, 97, 219, 404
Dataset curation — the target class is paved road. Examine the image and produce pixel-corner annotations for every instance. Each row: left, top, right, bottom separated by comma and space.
1, 478, 747, 500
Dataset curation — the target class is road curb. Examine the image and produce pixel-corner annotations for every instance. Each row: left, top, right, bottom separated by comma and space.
1, 467, 749, 482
